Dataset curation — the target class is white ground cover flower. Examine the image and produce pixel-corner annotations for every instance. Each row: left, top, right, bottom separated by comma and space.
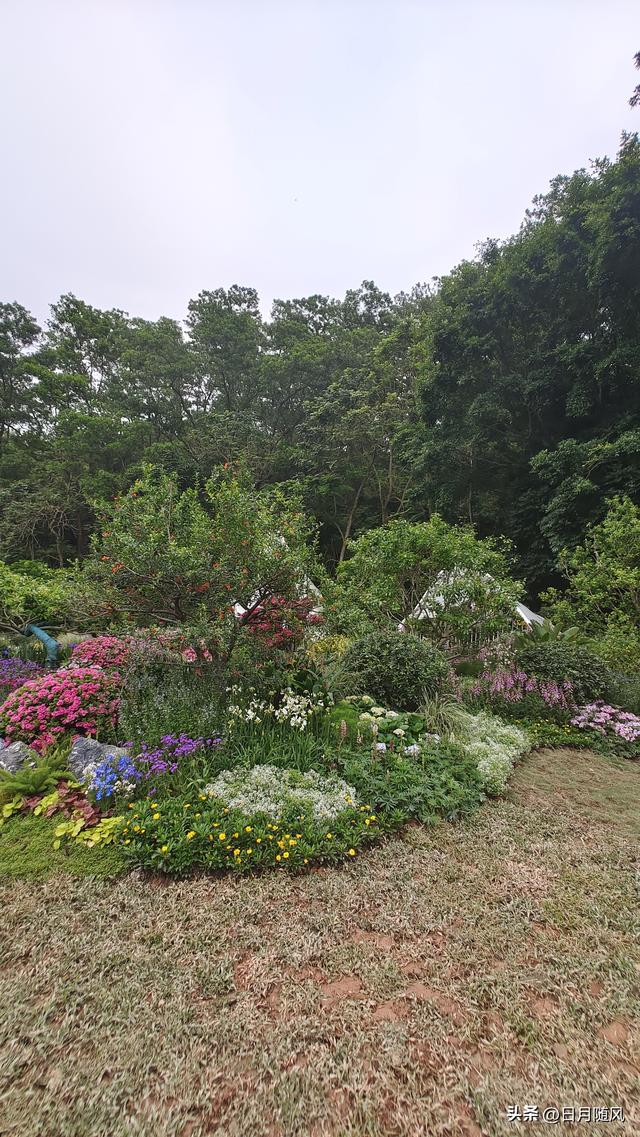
456, 711, 529, 795
204, 764, 359, 821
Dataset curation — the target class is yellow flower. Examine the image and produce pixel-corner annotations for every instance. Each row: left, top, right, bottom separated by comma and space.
304, 858, 309, 864
198, 794, 206, 801
195, 813, 201, 819
244, 826, 252, 832
255, 838, 261, 844
276, 854, 282, 862
161, 845, 169, 854
348, 848, 356, 856
233, 848, 241, 856
246, 847, 253, 854
289, 839, 296, 846
233, 832, 239, 839
277, 840, 285, 849
184, 803, 191, 809
282, 851, 289, 859
128, 803, 134, 809
325, 833, 333, 839
187, 831, 196, 840
133, 825, 140, 832
296, 834, 302, 839
153, 814, 160, 821
219, 832, 226, 841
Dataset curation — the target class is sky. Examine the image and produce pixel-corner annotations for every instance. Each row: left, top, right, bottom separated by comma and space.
1, 0, 638, 325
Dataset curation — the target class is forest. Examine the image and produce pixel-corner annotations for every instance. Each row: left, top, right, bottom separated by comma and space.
1, 133, 639, 604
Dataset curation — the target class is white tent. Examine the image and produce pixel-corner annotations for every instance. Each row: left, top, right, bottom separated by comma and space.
398, 569, 544, 632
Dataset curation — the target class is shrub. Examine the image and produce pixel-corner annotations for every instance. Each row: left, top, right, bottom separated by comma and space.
0, 657, 44, 693
467, 666, 574, 722
69, 635, 134, 671
0, 666, 120, 751
516, 641, 612, 703
341, 631, 449, 710
239, 595, 322, 651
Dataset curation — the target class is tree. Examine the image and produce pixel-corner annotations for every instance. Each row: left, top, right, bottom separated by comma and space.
68, 465, 320, 669
630, 51, 640, 108
0, 303, 41, 446
327, 517, 523, 655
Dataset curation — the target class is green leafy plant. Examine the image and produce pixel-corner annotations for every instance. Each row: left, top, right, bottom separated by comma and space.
516, 640, 612, 703
340, 631, 449, 710
327, 516, 523, 654
0, 751, 71, 805
117, 792, 381, 875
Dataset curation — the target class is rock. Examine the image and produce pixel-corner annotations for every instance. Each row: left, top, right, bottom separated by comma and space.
67, 738, 131, 783
0, 740, 40, 774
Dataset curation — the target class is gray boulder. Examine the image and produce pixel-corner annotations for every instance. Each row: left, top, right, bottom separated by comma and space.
67, 738, 131, 784
0, 740, 40, 774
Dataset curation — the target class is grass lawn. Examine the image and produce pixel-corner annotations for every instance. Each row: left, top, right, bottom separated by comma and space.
0, 748, 638, 1136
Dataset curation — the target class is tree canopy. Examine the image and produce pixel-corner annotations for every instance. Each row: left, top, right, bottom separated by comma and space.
1, 135, 639, 612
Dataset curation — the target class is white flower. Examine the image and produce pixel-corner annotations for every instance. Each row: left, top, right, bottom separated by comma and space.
392, 728, 405, 737
204, 765, 359, 822
375, 742, 387, 751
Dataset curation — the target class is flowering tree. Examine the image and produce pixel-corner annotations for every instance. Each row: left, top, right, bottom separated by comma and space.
67, 466, 320, 668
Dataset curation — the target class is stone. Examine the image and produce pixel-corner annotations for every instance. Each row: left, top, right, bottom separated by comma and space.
0, 740, 40, 774
67, 738, 131, 783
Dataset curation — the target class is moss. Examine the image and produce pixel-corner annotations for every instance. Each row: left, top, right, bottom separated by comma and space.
0, 813, 127, 879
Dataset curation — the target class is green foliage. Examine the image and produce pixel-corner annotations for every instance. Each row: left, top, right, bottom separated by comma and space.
0, 750, 71, 805
516, 640, 612, 703
544, 497, 640, 633
521, 720, 597, 751
0, 559, 64, 634
341, 631, 449, 710
0, 812, 127, 878
118, 793, 383, 875
418, 695, 474, 740
336, 743, 484, 823
329, 516, 522, 654
118, 659, 224, 752
53, 814, 124, 850
67, 465, 318, 668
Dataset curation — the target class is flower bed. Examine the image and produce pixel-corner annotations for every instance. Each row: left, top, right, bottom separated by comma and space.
0, 666, 120, 751
0, 657, 44, 694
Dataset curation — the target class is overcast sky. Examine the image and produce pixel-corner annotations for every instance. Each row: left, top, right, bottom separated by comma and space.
2, 0, 638, 324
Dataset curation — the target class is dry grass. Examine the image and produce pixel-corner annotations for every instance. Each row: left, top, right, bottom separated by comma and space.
0, 748, 638, 1136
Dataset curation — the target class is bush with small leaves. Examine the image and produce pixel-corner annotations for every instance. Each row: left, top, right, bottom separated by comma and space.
341, 631, 449, 710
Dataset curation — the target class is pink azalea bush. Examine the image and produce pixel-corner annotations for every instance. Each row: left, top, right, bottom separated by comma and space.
571, 702, 640, 744
70, 635, 134, 671
0, 666, 120, 752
